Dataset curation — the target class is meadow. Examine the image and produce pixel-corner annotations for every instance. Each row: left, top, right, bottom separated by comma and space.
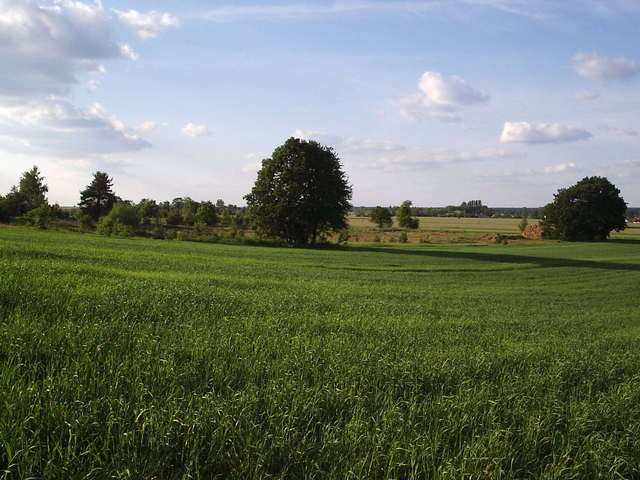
1, 226, 640, 479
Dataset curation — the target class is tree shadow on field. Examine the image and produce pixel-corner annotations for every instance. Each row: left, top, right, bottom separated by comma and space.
608, 238, 640, 246
347, 246, 640, 272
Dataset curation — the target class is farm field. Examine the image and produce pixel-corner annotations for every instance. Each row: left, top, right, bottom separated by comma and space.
1, 227, 640, 479
350, 215, 640, 235
347, 216, 640, 244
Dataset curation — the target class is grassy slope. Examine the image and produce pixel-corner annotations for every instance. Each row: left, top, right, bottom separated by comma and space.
1, 227, 640, 479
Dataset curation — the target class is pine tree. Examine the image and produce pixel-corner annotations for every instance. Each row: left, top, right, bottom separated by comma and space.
79, 172, 116, 220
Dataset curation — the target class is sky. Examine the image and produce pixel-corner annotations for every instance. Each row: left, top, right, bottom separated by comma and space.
0, 0, 639, 207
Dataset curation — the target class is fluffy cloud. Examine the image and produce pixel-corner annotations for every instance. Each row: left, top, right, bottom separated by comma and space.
418, 72, 489, 107
0, 0, 135, 100
113, 9, 180, 39
393, 72, 488, 124
500, 122, 593, 144
182, 123, 212, 137
543, 162, 577, 174
0, 0, 148, 159
134, 121, 165, 132
293, 129, 406, 153
571, 53, 640, 82
0, 99, 150, 157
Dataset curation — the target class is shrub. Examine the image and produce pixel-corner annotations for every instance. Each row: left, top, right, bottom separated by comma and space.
108, 203, 139, 229
79, 214, 95, 232
26, 205, 51, 229
399, 232, 408, 243
96, 216, 115, 236
373, 235, 381, 243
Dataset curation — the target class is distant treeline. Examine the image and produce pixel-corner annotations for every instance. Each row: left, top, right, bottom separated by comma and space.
353, 202, 545, 219
355, 203, 640, 220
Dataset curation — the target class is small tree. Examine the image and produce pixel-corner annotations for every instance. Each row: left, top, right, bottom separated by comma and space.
397, 201, 419, 229
245, 138, 352, 246
196, 201, 218, 226
541, 176, 627, 241
79, 172, 117, 220
369, 206, 393, 228
19, 166, 48, 212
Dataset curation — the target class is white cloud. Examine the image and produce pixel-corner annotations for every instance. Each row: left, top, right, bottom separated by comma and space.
293, 129, 406, 153
543, 162, 577, 174
0, 0, 150, 159
392, 72, 488, 124
134, 121, 165, 132
357, 148, 525, 172
500, 122, 593, 144
571, 53, 640, 82
113, 9, 180, 39
572, 91, 600, 101
182, 123, 212, 137
0, 0, 132, 100
418, 72, 489, 107
119, 44, 139, 61
0, 99, 150, 157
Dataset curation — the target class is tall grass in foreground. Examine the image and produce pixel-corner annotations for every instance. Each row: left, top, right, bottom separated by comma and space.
1, 228, 640, 479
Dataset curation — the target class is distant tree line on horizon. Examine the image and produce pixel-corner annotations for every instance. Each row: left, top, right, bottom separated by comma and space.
0, 137, 634, 244
354, 202, 547, 220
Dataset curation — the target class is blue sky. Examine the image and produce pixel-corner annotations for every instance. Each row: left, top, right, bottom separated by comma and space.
1, 0, 639, 207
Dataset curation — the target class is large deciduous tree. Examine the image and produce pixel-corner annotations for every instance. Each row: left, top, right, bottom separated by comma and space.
245, 137, 352, 246
541, 176, 627, 241
79, 172, 117, 220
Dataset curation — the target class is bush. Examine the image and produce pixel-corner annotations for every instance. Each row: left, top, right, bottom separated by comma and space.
399, 232, 408, 243
79, 214, 95, 232
373, 235, 381, 243
26, 205, 50, 229
108, 203, 139, 228
96, 216, 115, 236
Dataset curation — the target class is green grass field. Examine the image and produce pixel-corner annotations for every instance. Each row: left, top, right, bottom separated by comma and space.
2, 227, 640, 479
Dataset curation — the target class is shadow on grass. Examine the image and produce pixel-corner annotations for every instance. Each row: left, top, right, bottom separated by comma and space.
608, 238, 640, 245
343, 245, 640, 272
